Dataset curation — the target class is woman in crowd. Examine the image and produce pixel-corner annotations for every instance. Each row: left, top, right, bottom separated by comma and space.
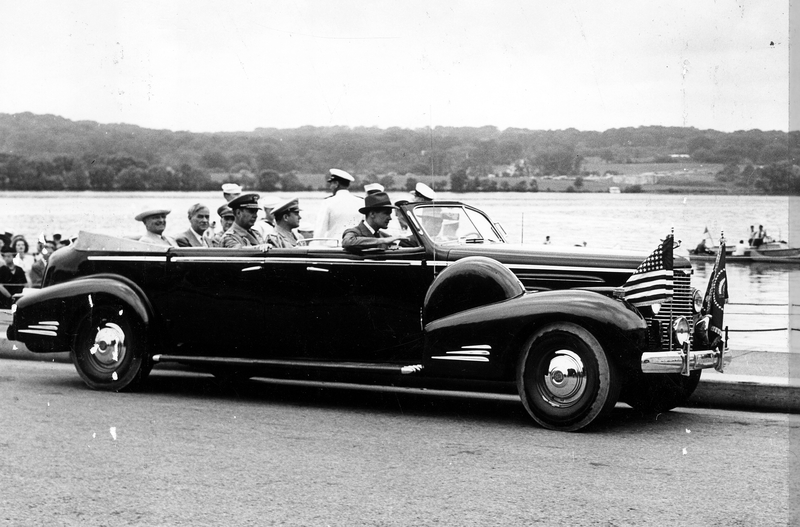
11, 235, 34, 287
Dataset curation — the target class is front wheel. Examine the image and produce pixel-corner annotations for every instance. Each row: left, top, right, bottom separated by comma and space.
72, 304, 150, 391
517, 322, 620, 432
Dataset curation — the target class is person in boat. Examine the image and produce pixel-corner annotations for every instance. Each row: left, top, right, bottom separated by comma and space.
747, 225, 755, 246
753, 225, 767, 248
733, 240, 748, 256
695, 239, 713, 255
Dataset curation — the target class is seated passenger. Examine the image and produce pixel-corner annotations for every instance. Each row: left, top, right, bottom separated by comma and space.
175, 203, 211, 247
135, 208, 177, 247
221, 193, 266, 248
210, 205, 235, 247
266, 198, 303, 248
733, 240, 747, 256
342, 192, 413, 249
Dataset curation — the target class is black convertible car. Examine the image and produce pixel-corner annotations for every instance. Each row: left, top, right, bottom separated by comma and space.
8, 200, 728, 431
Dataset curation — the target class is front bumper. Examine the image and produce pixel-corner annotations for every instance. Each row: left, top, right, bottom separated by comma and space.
641, 346, 730, 375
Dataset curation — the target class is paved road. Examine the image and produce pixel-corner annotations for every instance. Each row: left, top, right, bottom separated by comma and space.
1, 360, 797, 526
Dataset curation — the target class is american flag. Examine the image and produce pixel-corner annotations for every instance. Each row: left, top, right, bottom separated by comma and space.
623, 235, 674, 307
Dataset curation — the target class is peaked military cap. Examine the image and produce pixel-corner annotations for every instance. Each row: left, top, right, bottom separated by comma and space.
228, 193, 261, 210
272, 197, 300, 218
328, 168, 354, 182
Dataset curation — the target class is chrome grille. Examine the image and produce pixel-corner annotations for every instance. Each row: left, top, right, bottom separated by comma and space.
651, 270, 693, 350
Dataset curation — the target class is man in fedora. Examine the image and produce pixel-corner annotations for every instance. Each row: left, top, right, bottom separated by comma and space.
175, 203, 211, 247
222, 193, 266, 248
314, 168, 363, 240
136, 208, 177, 246
342, 192, 412, 248
266, 197, 302, 248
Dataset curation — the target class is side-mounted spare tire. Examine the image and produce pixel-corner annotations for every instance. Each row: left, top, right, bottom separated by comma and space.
72, 303, 151, 391
423, 256, 525, 325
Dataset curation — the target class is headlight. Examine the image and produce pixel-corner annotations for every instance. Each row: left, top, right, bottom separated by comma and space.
651, 303, 661, 315
691, 289, 704, 314
673, 316, 690, 346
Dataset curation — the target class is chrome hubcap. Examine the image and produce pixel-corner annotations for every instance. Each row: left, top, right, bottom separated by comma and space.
540, 349, 586, 408
89, 323, 126, 366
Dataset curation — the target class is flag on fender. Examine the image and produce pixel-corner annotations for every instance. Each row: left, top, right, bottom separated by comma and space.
623, 235, 674, 307
704, 237, 728, 350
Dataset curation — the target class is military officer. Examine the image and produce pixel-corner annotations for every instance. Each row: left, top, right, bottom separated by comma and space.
221, 183, 243, 203
221, 193, 266, 248
210, 204, 235, 247
364, 183, 384, 195
411, 182, 436, 202
266, 197, 302, 248
135, 208, 177, 247
314, 168, 363, 240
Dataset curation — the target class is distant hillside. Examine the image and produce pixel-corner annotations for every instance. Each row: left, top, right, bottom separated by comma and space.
0, 112, 796, 194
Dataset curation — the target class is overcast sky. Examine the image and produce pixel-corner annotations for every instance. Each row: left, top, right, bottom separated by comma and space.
0, 1, 791, 133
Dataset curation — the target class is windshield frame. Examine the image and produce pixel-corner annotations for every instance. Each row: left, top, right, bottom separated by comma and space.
403, 202, 507, 247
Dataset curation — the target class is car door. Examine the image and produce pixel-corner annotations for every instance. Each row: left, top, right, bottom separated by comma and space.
300, 246, 433, 364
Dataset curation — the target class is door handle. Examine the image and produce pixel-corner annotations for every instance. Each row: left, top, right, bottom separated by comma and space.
307, 266, 329, 273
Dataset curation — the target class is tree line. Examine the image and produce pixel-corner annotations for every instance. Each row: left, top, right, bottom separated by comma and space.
0, 112, 797, 194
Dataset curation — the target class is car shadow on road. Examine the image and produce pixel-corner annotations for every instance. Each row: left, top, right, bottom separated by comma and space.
125, 369, 688, 433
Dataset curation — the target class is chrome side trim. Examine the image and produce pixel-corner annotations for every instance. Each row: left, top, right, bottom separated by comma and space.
446, 350, 490, 356
151, 355, 419, 374
38, 321, 60, 326
88, 256, 168, 262
18, 329, 58, 337
170, 256, 424, 266
29, 325, 59, 331
461, 344, 491, 350
431, 356, 490, 362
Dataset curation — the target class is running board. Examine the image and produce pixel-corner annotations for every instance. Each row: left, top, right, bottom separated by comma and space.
152, 354, 424, 375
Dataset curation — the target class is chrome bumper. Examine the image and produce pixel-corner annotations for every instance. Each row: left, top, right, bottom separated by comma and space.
641, 346, 730, 375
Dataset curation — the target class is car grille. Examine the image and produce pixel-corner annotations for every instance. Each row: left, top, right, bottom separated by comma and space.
651, 269, 693, 350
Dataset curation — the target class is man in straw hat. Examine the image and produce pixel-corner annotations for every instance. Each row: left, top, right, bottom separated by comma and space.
314, 168, 363, 240
222, 193, 266, 248
342, 192, 413, 249
266, 197, 303, 248
135, 208, 177, 247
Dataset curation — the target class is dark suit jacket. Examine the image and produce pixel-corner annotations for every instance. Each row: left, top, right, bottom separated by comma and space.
175, 229, 204, 248
342, 221, 393, 248
342, 221, 416, 249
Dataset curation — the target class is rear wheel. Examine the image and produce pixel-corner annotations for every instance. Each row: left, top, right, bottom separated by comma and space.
72, 304, 150, 391
622, 371, 702, 413
517, 322, 620, 432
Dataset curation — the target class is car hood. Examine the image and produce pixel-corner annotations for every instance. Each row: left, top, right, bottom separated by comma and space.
441, 243, 692, 270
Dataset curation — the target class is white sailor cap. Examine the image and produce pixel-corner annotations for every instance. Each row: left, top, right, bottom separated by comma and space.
364, 183, 384, 194
328, 168, 354, 182
221, 183, 243, 194
413, 182, 436, 201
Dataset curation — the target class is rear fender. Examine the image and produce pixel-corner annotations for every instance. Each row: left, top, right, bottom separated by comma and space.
10, 275, 152, 354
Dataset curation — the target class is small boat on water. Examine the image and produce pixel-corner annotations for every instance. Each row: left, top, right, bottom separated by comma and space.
689, 235, 800, 264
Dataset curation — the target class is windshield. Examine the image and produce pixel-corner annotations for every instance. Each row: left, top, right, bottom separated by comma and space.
411, 205, 505, 244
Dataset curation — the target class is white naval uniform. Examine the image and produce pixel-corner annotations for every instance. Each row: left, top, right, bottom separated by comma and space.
313, 190, 364, 240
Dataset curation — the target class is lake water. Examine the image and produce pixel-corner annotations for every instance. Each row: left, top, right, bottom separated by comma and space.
1, 190, 796, 353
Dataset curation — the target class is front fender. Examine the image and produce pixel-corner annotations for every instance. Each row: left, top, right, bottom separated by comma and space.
423, 289, 647, 381
8, 275, 152, 354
